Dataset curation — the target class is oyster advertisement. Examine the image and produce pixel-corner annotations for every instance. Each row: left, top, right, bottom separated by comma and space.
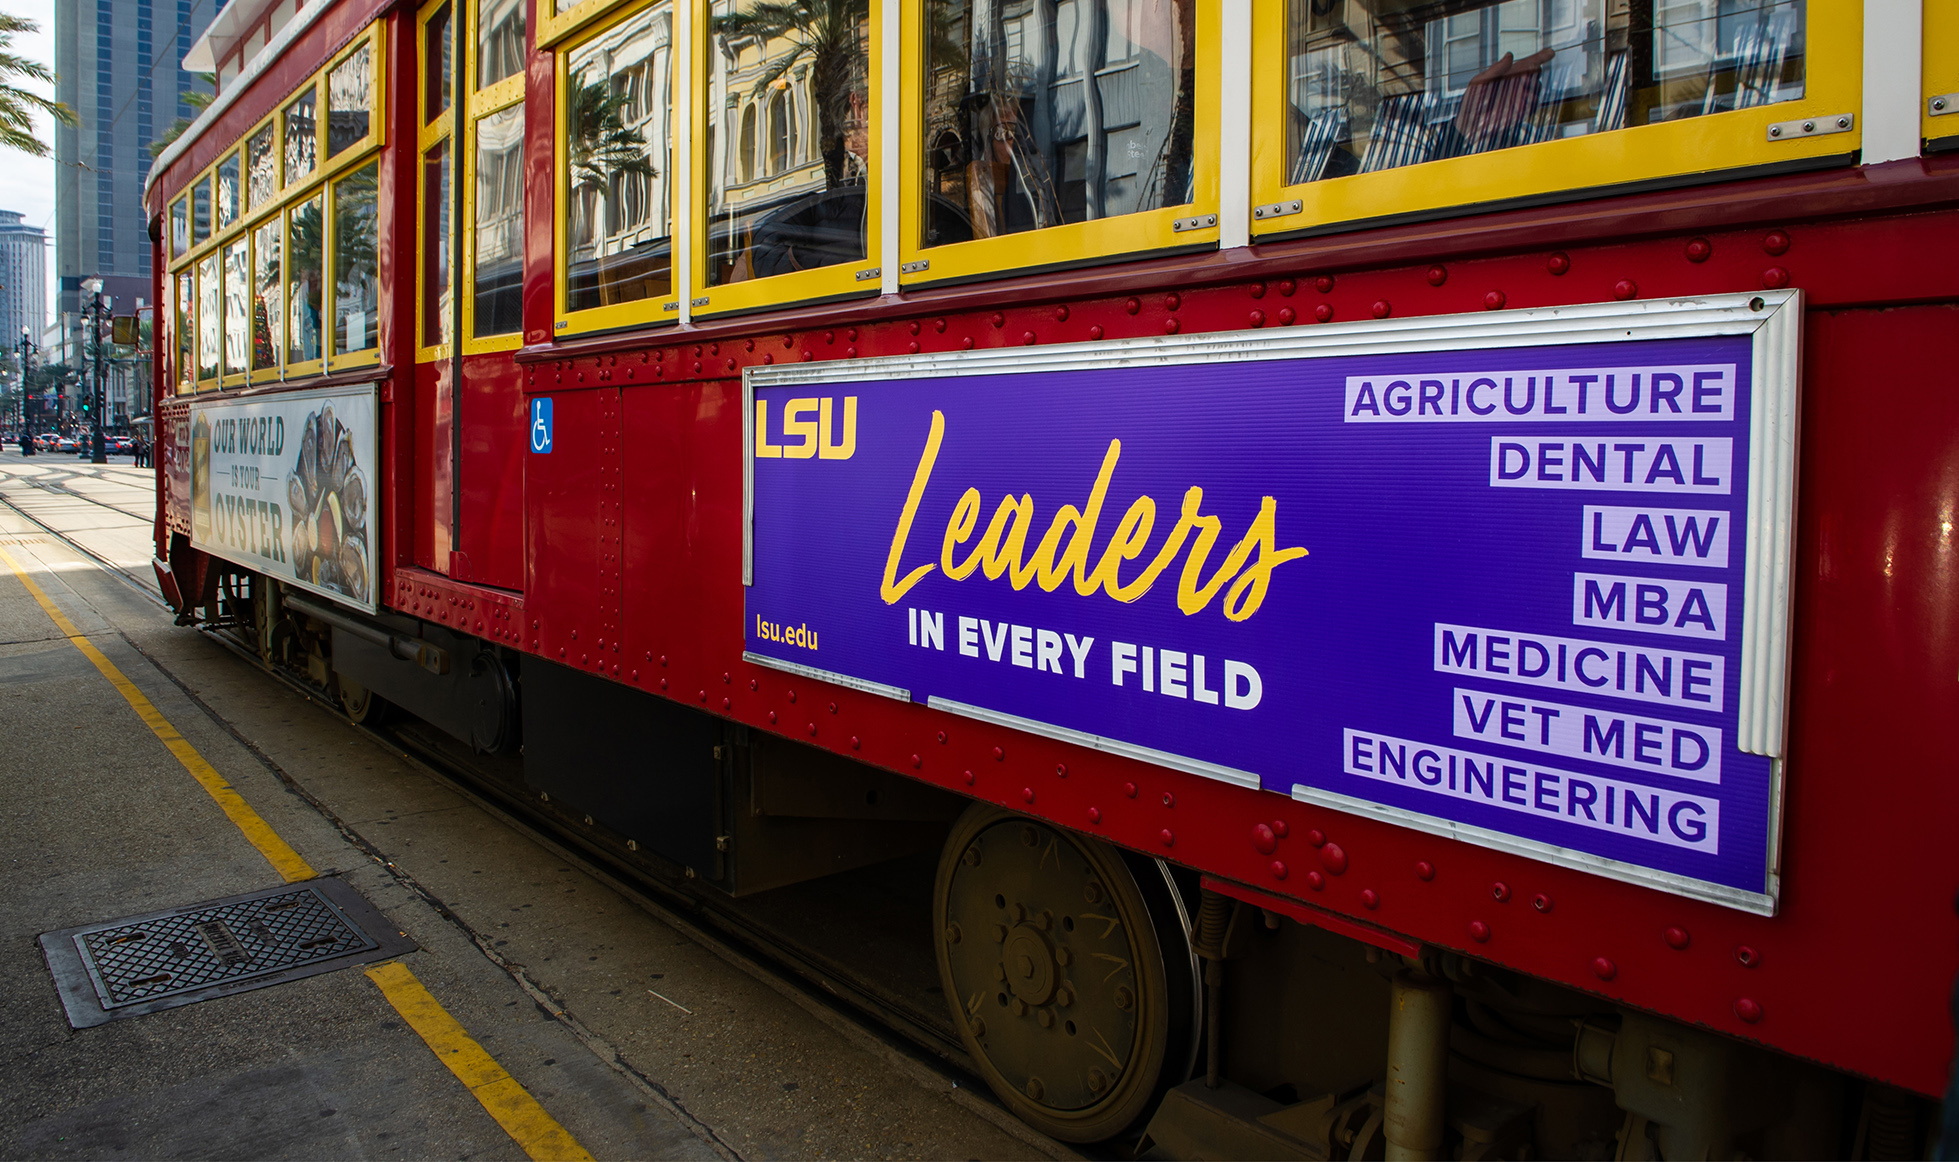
190, 386, 378, 612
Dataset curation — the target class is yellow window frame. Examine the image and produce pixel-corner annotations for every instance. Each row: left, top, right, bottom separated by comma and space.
552, 0, 684, 339
417, 0, 458, 363
248, 212, 287, 385
215, 148, 244, 232
536, 0, 640, 52
689, 0, 884, 318
1249, 1, 1863, 239
169, 195, 190, 260
285, 197, 328, 379
196, 251, 222, 391
1927, 0, 1959, 148
328, 161, 386, 371
460, 68, 526, 353
220, 236, 253, 388
319, 25, 390, 181
173, 270, 195, 395
242, 111, 282, 214
896, 0, 1221, 287
282, 74, 326, 192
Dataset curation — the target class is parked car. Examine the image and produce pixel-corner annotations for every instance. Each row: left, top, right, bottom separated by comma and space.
55, 436, 76, 453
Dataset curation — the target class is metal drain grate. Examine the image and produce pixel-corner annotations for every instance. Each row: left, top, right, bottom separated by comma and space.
41, 877, 417, 1028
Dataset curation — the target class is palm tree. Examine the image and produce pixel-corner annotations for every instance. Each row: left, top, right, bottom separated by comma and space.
568, 65, 658, 197
716, 0, 869, 190
151, 75, 217, 158
0, 14, 74, 158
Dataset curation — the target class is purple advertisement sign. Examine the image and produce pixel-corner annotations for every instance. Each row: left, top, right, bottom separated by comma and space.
744, 298, 1798, 911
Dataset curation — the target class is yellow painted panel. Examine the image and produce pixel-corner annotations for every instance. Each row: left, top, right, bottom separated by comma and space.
1927, 0, 1959, 144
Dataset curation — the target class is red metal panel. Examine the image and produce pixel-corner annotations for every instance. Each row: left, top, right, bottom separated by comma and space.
522, 380, 621, 668
386, 566, 525, 642
519, 13, 555, 350
452, 353, 527, 590
413, 359, 453, 572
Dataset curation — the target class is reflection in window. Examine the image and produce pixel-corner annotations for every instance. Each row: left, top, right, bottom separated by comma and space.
254, 219, 284, 372
175, 272, 194, 393
473, 102, 525, 336
170, 198, 190, 258
922, 0, 1194, 248
217, 153, 242, 231
424, 140, 453, 347
192, 177, 211, 245
287, 196, 324, 364
247, 124, 279, 209
706, 0, 868, 285
1281, 0, 1805, 185
427, 3, 453, 120
223, 239, 251, 376
197, 253, 221, 381
334, 164, 380, 355
328, 43, 375, 158
285, 88, 318, 182
563, 3, 672, 313
478, 0, 526, 89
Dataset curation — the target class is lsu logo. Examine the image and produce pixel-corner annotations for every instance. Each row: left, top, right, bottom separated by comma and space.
755, 396, 856, 460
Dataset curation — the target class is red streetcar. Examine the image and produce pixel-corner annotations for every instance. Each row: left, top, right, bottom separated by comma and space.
146, 0, 1958, 1153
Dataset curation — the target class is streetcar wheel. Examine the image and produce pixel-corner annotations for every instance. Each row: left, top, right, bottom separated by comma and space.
934, 802, 1193, 1143
339, 677, 387, 726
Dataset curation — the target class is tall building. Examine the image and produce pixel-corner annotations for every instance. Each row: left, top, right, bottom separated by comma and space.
0, 210, 47, 350
54, 0, 219, 318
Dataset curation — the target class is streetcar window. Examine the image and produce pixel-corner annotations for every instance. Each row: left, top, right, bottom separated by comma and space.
284, 87, 318, 184
197, 253, 221, 383
174, 271, 194, 394
477, 0, 526, 90
427, 3, 454, 121
216, 152, 241, 232
921, 0, 1196, 249
247, 123, 278, 210
472, 101, 524, 337
333, 163, 381, 356
561, 2, 674, 315
328, 42, 375, 158
424, 139, 453, 348
223, 238, 251, 378
192, 177, 211, 247
253, 218, 283, 373
287, 196, 324, 365
1279, 0, 1805, 187
170, 197, 189, 259
703, 0, 870, 287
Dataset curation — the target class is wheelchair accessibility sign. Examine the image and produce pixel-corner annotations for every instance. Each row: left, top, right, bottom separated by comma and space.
530, 398, 553, 454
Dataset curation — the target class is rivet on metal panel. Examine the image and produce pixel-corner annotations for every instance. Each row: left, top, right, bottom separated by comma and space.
787, 689, 796, 701
1277, 279, 1297, 296
766, 709, 774, 721
1592, 957, 1617, 981
1022, 787, 1035, 804
1762, 230, 1790, 255
846, 347, 858, 357
1270, 860, 1287, 880
1055, 764, 1067, 777
937, 731, 947, 744
1159, 829, 1174, 847
1306, 870, 1324, 891
1163, 319, 1181, 334
825, 331, 835, 344
1664, 926, 1690, 949
631, 671, 638, 682
909, 320, 921, 335
1086, 324, 1103, 340
993, 746, 1005, 761
764, 354, 774, 364
1124, 297, 1141, 315
909, 342, 919, 353
961, 337, 974, 349
1248, 281, 1266, 299
720, 696, 729, 708
911, 754, 921, 768
750, 679, 758, 691
1483, 291, 1506, 311
1547, 252, 1570, 275
828, 701, 837, 714
1614, 279, 1638, 300
660, 655, 668, 666
1053, 305, 1070, 322
801, 351, 814, 361
807, 722, 817, 736
1469, 920, 1490, 942
934, 318, 947, 332
1415, 860, 1434, 881
1023, 332, 1037, 345
1249, 309, 1265, 327
661, 678, 669, 689
1271, 820, 1288, 838
1371, 300, 1392, 319
1320, 843, 1347, 873
1734, 998, 1762, 1023
1360, 889, 1379, 910
1314, 276, 1333, 294
1306, 828, 1325, 847
1161, 792, 1175, 807
1491, 881, 1511, 902
710, 342, 721, 355
1735, 945, 1760, 968
1761, 267, 1790, 289
1686, 237, 1712, 262
581, 654, 589, 664
693, 362, 702, 374
963, 770, 975, 786
1164, 293, 1180, 311
1426, 265, 1447, 286
1088, 807, 1102, 824
727, 358, 737, 370
1310, 305, 1329, 324
698, 690, 706, 702
559, 648, 567, 658
1123, 782, 1138, 798
1252, 824, 1276, 854
850, 736, 860, 750
1532, 893, 1553, 913
991, 313, 1005, 328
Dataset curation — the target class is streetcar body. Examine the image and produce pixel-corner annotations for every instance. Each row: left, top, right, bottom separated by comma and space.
145, 0, 1959, 1152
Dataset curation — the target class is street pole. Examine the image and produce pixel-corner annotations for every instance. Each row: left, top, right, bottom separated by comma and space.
16, 328, 34, 456
89, 289, 106, 464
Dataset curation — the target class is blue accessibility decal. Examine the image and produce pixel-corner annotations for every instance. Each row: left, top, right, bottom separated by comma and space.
530, 397, 553, 454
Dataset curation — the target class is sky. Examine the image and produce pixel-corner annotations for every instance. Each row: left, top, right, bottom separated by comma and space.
0, 0, 59, 322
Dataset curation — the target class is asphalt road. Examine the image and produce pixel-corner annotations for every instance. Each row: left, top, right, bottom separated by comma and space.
0, 450, 1056, 1161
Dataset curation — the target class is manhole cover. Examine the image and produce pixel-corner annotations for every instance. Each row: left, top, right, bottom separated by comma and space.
40, 877, 416, 1028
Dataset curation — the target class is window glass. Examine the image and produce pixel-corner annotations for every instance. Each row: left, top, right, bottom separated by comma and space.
706, 0, 868, 285
473, 102, 525, 336
1281, 0, 1806, 184
175, 271, 194, 393
478, 0, 526, 89
427, 3, 454, 121
923, 0, 1195, 248
170, 198, 189, 258
247, 123, 279, 208
328, 42, 375, 158
334, 163, 380, 355
563, 3, 673, 313
192, 177, 211, 245
253, 219, 283, 371
287, 196, 325, 363
223, 238, 251, 376
285, 87, 318, 183
197, 253, 221, 381
217, 153, 241, 231
424, 140, 453, 347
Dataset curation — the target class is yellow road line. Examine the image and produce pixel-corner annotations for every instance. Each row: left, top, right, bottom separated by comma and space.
366, 961, 596, 1162
0, 543, 315, 882
0, 541, 596, 1162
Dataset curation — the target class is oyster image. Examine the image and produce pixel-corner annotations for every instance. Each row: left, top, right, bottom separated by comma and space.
286, 404, 370, 601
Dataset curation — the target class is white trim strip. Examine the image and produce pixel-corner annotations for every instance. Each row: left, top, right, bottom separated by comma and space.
1736, 290, 1800, 758
741, 651, 909, 702
1861, 0, 1924, 165
877, 0, 900, 297
1216, 0, 1252, 250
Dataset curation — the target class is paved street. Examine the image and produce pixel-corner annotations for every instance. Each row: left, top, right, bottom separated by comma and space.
0, 450, 1054, 1161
